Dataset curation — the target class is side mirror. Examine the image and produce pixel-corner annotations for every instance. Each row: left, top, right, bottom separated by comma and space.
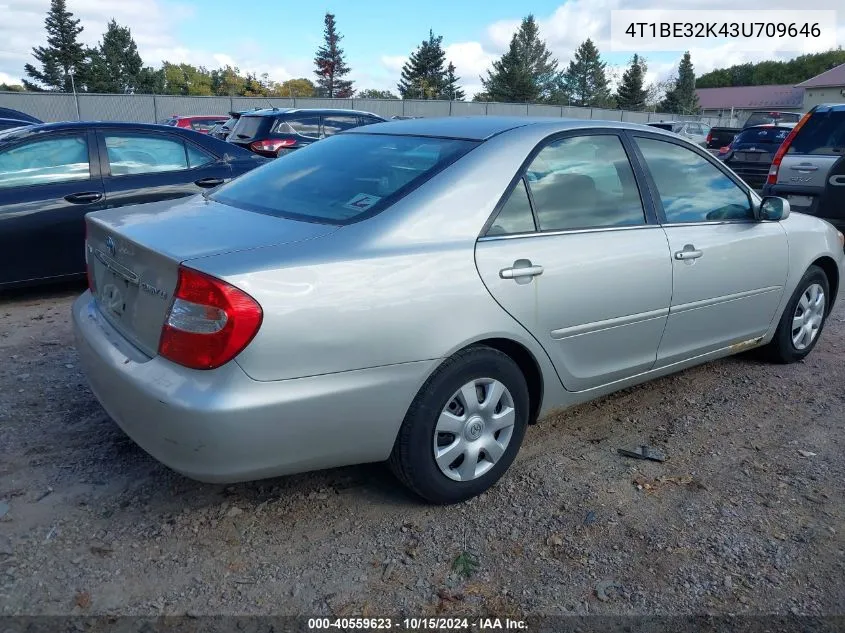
757, 196, 791, 221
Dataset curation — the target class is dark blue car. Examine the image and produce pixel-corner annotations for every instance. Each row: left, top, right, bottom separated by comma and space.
0, 121, 267, 288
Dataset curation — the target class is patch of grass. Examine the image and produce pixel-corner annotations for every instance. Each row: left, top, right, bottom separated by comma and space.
452, 550, 479, 579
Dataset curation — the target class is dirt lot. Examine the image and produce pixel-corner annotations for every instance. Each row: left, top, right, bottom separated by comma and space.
1, 283, 843, 618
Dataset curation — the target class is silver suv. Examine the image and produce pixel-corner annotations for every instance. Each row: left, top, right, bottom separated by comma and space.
764, 104, 845, 234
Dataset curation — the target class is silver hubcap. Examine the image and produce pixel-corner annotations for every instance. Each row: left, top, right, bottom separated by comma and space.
433, 378, 516, 482
791, 283, 825, 351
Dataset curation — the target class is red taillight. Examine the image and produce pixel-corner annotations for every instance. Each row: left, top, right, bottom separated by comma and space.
706, 132, 712, 145
158, 266, 263, 370
766, 109, 812, 185
250, 139, 296, 153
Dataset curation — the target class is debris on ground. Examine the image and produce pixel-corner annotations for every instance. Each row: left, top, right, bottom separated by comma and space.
798, 450, 817, 458
595, 580, 623, 602
452, 551, 479, 579
617, 445, 667, 462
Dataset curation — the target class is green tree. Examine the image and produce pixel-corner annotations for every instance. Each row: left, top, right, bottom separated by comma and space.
135, 67, 165, 94
472, 91, 493, 102
357, 88, 399, 99
559, 38, 611, 107
660, 51, 700, 114
277, 78, 316, 97
211, 65, 246, 96
398, 30, 448, 99
161, 62, 213, 96
444, 62, 465, 100
696, 48, 845, 88
86, 20, 144, 93
314, 12, 354, 98
0, 83, 25, 92
615, 54, 648, 111
23, 0, 87, 91
482, 15, 558, 103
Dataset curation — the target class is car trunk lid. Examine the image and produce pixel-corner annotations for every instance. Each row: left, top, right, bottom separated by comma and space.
85, 195, 338, 357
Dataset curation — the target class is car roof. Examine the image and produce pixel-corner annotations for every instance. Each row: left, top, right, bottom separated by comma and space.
346, 116, 668, 141
170, 114, 228, 119
0, 120, 227, 144
241, 108, 381, 118
812, 103, 845, 113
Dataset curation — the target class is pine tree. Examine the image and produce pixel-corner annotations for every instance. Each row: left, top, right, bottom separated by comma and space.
481, 15, 558, 103
615, 54, 648, 111
560, 38, 611, 107
86, 20, 144, 93
398, 30, 448, 99
660, 52, 700, 114
444, 62, 465, 100
23, 0, 87, 91
314, 13, 354, 98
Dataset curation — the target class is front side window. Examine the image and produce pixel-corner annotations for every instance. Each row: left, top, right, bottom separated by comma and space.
635, 136, 753, 223
191, 119, 225, 133
322, 115, 359, 136
0, 135, 90, 189
524, 134, 645, 232
105, 134, 189, 176
211, 133, 476, 224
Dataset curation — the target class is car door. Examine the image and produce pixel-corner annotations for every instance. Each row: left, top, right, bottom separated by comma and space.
0, 129, 104, 285
475, 132, 673, 392
96, 129, 231, 209
629, 132, 789, 366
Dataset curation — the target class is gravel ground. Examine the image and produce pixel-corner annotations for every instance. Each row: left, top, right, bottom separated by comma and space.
0, 282, 843, 618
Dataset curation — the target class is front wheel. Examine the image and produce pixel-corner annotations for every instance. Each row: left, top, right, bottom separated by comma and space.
389, 346, 530, 504
763, 265, 830, 363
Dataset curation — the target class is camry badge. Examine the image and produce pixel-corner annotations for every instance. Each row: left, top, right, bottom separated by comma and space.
105, 235, 116, 257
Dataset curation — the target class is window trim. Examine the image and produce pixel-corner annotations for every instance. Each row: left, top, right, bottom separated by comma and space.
96, 129, 216, 179
0, 129, 97, 191
479, 128, 658, 239
624, 130, 758, 227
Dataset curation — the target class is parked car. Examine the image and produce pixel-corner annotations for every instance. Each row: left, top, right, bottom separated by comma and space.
705, 111, 802, 151
208, 109, 263, 141
0, 117, 34, 132
73, 117, 843, 504
227, 108, 387, 157
0, 121, 266, 288
763, 104, 845, 234
0, 107, 42, 124
719, 123, 796, 190
161, 115, 229, 134
646, 120, 710, 147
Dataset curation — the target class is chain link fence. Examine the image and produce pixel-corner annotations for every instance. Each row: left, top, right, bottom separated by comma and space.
0, 91, 731, 126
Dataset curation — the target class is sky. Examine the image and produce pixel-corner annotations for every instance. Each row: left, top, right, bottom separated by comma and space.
1, 0, 843, 98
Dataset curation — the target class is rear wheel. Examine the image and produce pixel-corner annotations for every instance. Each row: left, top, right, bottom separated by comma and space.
389, 346, 529, 504
763, 265, 829, 363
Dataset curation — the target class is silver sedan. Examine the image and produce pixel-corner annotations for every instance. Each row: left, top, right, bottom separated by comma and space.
73, 117, 845, 504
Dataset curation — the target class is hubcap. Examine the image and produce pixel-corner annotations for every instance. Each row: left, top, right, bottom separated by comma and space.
433, 378, 516, 482
791, 283, 825, 351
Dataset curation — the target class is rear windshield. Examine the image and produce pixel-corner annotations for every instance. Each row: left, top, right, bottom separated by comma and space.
734, 126, 793, 146
210, 133, 477, 224
788, 111, 845, 155
230, 115, 268, 140
744, 112, 800, 127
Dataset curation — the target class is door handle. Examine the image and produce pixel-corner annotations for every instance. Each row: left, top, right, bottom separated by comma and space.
500, 264, 544, 279
64, 191, 103, 204
789, 164, 818, 172
195, 177, 225, 188
674, 249, 703, 260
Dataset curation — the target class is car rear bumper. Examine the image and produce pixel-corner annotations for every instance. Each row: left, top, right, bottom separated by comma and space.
72, 291, 434, 483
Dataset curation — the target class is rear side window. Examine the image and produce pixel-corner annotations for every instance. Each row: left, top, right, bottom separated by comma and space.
524, 134, 645, 231
788, 111, 845, 155
487, 179, 536, 235
191, 119, 225, 133
284, 116, 321, 138
105, 134, 190, 175
211, 134, 477, 224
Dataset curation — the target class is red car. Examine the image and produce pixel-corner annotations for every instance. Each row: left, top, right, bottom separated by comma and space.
161, 115, 228, 134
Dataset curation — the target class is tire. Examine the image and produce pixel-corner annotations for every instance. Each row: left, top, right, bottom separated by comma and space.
763, 265, 830, 364
389, 346, 530, 504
